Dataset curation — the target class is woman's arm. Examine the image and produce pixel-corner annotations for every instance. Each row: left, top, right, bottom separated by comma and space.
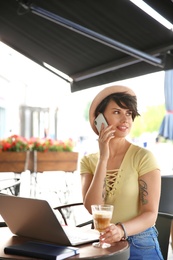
81, 158, 107, 214
81, 124, 115, 213
124, 169, 161, 235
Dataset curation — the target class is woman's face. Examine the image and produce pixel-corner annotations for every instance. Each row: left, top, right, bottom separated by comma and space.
103, 100, 133, 137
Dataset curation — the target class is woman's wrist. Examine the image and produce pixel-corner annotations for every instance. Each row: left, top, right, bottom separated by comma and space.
116, 222, 128, 240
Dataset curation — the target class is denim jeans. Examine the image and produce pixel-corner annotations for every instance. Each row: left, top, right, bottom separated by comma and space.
127, 226, 164, 260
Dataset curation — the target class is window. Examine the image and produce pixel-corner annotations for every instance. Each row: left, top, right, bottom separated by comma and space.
20, 106, 58, 139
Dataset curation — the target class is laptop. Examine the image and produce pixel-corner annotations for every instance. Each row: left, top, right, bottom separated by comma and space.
0, 195, 98, 246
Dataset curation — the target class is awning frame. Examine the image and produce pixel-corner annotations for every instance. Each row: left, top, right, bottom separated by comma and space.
20, 1, 164, 83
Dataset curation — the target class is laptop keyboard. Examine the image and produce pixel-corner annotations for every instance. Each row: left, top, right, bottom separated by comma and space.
63, 226, 99, 243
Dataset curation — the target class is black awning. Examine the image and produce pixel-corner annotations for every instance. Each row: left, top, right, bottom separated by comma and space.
0, 0, 173, 92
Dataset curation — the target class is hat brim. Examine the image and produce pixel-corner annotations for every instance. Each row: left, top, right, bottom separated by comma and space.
89, 85, 136, 135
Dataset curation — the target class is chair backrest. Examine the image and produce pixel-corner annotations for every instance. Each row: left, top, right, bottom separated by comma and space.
0, 221, 7, 227
156, 175, 173, 259
159, 175, 173, 214
156, 213, 172, 260
54, 202, 93, 228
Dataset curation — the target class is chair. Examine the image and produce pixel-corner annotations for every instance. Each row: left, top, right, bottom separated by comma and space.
159, 175, 173, 214
0, 221, 7, 227
0, 178, 21, 196
156, 213, 172, 260
156, 175, 173, 260
54, 202, 93, 228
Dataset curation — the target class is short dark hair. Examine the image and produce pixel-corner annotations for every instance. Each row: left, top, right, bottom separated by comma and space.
95, 92, 140, 121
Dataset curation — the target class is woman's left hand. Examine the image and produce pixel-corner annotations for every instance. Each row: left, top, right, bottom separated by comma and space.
100, 224, 124, 243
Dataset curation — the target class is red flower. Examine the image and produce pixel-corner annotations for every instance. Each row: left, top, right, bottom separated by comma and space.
0, 135, 75, 152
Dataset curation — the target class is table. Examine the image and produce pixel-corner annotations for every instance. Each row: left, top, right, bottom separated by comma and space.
0, 227, 130, 260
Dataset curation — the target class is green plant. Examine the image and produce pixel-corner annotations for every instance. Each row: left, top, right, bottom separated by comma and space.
0, 135, 29, 152
29, 137, 75, 152
0, 135, 75, 152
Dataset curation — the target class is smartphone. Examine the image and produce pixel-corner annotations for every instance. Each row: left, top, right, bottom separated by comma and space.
94, 113, 108, 133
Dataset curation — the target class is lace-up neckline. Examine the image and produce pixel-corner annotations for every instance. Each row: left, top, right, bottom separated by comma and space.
105, 169, 123, 198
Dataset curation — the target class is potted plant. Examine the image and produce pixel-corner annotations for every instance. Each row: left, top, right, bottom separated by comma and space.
29, 137, 78, 172
0, 135, 31, 172
0, 135, 78, 173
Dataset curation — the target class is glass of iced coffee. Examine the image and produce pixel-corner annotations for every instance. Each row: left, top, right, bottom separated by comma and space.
91, 204, 114, 248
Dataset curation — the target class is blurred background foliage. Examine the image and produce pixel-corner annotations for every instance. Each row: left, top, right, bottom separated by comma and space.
131, 104, 165, 138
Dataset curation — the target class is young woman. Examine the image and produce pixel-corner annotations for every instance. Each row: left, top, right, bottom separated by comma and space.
80, 85, 163, 259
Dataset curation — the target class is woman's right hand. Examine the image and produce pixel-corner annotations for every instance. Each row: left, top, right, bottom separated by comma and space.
98, 124, 115, 160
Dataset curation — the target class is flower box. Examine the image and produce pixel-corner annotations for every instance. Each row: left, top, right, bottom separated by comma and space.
0, 151, 31, 173
0, 135, 78, 173
32, 151, 79, 172
0, 151, 79, 173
